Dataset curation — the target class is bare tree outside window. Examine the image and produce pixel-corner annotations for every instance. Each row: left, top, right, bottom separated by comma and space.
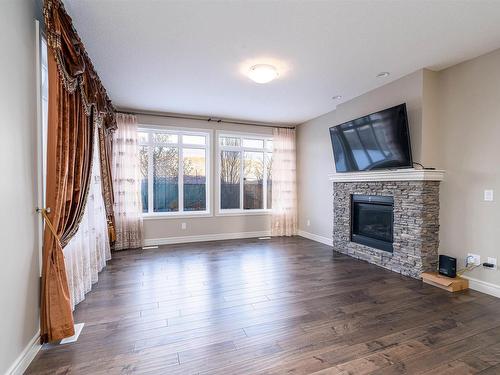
139, 131, 209, 215
219, 134, 273, 211
153, 146, 179, 212
139, 145, 148, 212
220, 150, 241, 209
266, 153, 273, 209
243, 151, 264, 209
183, 148, 206, 211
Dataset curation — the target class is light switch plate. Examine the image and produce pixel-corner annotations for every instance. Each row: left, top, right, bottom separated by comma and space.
181, 222, 187, 230
484, 189, 494, 201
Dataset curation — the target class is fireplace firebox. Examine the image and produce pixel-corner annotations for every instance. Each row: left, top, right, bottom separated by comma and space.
351, 194, 394, 253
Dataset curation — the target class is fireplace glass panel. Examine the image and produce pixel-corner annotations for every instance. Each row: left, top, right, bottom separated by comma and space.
351, 195, 393, 252
353, 203, 393, 242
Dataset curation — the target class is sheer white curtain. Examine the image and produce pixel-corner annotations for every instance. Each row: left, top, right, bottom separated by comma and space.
63, 125, 111, 310
271, 127, 298, 236
112, 113, 143, 250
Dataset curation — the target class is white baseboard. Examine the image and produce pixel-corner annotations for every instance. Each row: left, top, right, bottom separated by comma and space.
298, 230, 333, 246
462, 275, 500, 298
7, 330, 41, 375
143, 230, 272, 247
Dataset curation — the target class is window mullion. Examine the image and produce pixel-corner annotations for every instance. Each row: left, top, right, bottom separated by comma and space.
179, 145, 184, 213
205, 141, 210, 213
217, 140, 221, 213
263, 151, 267, 210
147, 142, 154, 214
240, 150, 244, 210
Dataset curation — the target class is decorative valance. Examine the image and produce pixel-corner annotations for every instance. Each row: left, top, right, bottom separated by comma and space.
44, 0, 117, 240
43, 0, 116, 131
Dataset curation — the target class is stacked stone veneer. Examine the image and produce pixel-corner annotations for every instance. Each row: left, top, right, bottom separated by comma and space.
333, 180, 440, 279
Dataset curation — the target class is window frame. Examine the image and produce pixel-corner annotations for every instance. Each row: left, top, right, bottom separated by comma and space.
138, 125, 212, 219
36, 21, 48, 275
216, 130, 273, 216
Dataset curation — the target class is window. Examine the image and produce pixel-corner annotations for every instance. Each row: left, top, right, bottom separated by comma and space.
36, 25, 48, 275
139, 128, 210, 216
218, 133, 273, 213
41, 37, 48, 203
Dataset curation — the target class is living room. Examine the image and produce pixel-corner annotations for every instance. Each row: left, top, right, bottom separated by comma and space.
2, 1, 500, 374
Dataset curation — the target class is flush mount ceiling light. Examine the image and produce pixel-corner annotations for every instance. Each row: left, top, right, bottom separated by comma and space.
332, 95, 343, 100
247, 64, 279, 84
377, 71, 390, 78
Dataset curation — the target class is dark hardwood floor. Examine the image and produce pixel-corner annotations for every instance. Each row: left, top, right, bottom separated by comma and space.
26, 237, 500, 374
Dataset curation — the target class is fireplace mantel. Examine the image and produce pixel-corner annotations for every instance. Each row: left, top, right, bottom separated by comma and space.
328, 168, 445, 183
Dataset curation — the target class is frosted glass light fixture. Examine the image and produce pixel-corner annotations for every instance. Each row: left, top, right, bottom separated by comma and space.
247, 64, 279, 84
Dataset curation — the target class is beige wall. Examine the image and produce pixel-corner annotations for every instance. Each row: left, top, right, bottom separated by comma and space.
296, 110, 337, 239
297, 70, 428, 241
436, 48, 500, 286
336, 70, 427, 165
135, 114, 273, 243
0, 0, 41, 373
421, 69, 441, 167
297, 51, 500, 290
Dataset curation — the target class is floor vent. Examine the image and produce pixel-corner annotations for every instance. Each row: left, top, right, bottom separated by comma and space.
60, 323, 84, 344
258, 237, 272, 240
142, 245, 159, 250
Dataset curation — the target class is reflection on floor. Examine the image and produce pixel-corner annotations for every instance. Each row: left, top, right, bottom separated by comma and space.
27, 236, 500, 374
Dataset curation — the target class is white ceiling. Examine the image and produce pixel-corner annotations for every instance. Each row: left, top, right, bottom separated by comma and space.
64, 0, 500, 125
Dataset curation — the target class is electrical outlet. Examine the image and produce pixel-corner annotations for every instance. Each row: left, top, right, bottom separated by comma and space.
181, 222, 187, 230
306, 219, 311, 227
487, 257, 497, 270
467, 253, 481, 266
484, 189, 494, 201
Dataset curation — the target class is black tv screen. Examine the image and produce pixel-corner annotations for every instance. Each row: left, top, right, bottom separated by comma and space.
329, 104, 412, 172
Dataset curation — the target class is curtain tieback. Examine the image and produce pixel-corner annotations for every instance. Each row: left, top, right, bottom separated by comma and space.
36, 207, 60, 243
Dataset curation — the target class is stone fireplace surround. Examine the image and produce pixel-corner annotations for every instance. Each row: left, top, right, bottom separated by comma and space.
330, 169, 445, 279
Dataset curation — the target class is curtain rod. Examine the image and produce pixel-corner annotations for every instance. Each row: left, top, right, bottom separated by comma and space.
116, 109, 296, 130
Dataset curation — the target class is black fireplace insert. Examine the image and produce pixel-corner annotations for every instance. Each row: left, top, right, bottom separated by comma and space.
351, 194, 394, 252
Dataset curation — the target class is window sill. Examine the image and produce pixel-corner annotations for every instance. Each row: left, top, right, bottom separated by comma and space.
142, 212, 213, 220
216, 210, 272, 217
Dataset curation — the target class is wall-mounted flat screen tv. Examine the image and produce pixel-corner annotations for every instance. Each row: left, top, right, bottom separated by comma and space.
329, 103, 412, 172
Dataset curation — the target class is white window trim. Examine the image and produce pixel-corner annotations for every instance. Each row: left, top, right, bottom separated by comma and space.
216, 130, 273, 216
36, 21, 48, 276
139, 125, 212, 219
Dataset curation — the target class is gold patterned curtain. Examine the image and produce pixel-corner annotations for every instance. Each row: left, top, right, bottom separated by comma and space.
41, 0, 116, 343
99, 126, 116, 241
